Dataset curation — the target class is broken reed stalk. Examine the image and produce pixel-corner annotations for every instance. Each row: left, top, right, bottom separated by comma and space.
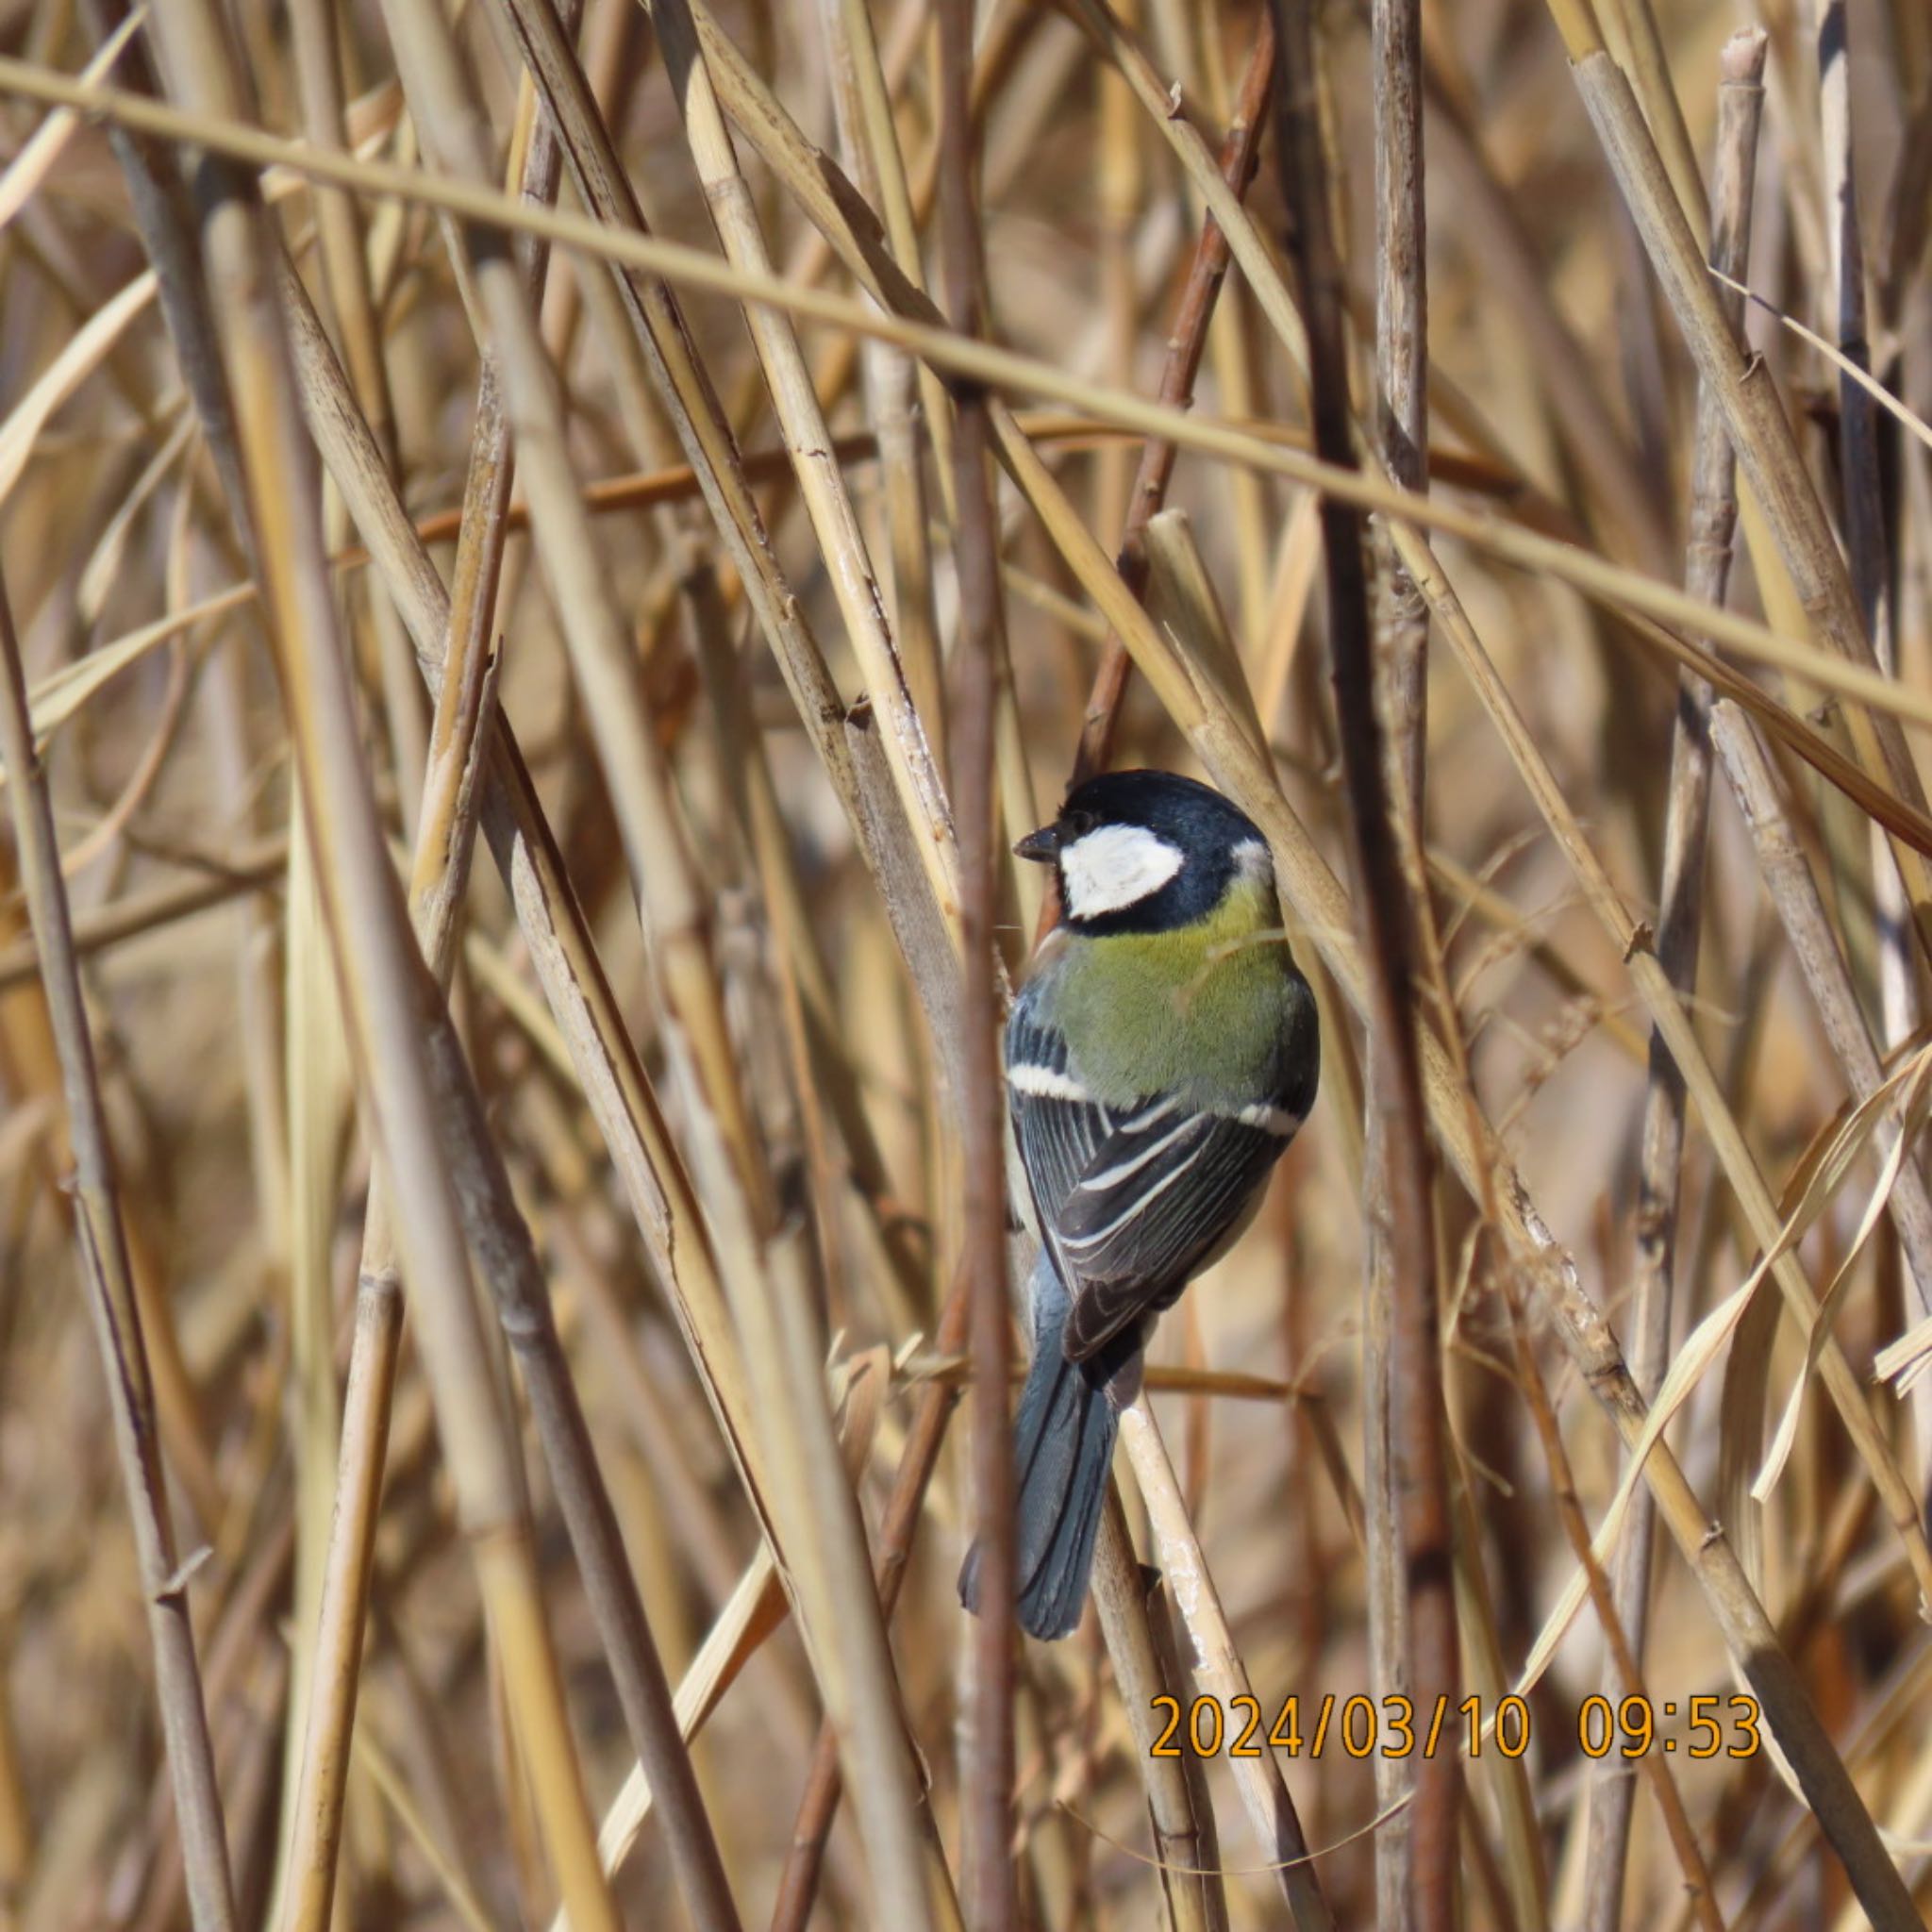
0, 567, 238, 1932
1264, 6, 1456, 1928
1364, 0, 1430, 1918
1582, 33, 1766, 1930
282, 0, 425, 825
135, 0, 619, 1918
1069, 10, 1274, 790
933, 0, 1016, 1921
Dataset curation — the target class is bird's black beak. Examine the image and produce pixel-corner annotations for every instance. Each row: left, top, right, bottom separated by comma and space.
1013, 824, 1060, 863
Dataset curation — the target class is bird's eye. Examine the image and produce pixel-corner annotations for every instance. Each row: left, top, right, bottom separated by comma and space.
1060, 808, 1095, 839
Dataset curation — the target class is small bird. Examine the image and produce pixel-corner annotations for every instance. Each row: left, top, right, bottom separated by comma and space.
959, 769, 1320, 1640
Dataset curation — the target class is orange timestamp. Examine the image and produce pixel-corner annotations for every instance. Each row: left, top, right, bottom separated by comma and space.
1149, 1691, 1763, 1761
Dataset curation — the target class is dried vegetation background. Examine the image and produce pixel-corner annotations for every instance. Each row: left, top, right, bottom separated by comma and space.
1, 0, 1932, 1926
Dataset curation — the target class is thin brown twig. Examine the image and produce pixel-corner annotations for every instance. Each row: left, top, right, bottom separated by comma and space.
0, 566, 238, 1932
0, 833, 287, 991
933, 0, 1016, 1922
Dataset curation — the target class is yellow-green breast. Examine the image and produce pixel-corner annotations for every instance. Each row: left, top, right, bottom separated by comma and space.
1038, 874, 1313, 1111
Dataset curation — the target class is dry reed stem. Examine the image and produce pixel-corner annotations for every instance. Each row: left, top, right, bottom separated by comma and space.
930, 0, 1016, 1920
695, 1147, 941, 1928
765, 1276, 974, 1931
0, 568, 237, 1932
1364, 0, 1431, 1915
815, 0, 945, 758
1086, 1496, 1226, 1932
1496, 1272, 1726, 1932
1584, 36, 1766, 1926
280, 250, 778, 1565
133, 0, 618, 1914
1814, 0, 1914, 1058
1555, 26, 1932, 962
1068, 12, 1274, 791
1266, 8, 1456, 1926
278, 79, 709, 1931
648, 0, 960, 933
1117, 1400, 1334, 1929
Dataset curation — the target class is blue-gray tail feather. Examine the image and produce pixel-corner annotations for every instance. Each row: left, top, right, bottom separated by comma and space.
959, 1260, 1126, 1641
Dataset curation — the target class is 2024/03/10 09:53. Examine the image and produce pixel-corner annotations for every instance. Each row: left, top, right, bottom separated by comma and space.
1148, 1691, 1764, 1760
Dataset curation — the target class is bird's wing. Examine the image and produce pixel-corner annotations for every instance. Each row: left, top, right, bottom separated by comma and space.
1054, 1106, 1293, 1362
1005, 987, 1120, 1234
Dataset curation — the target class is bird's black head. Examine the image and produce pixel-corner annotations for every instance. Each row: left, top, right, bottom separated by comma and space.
1016, 769, 1273, 936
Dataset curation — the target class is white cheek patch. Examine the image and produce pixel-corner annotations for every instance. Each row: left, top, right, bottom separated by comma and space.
1058, 824, 1185, 919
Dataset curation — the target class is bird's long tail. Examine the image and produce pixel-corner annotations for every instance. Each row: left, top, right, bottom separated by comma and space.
958, 1258, 1132, 1641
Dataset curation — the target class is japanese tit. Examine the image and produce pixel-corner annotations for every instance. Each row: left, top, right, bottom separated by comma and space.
959, 769, 1320, 1641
